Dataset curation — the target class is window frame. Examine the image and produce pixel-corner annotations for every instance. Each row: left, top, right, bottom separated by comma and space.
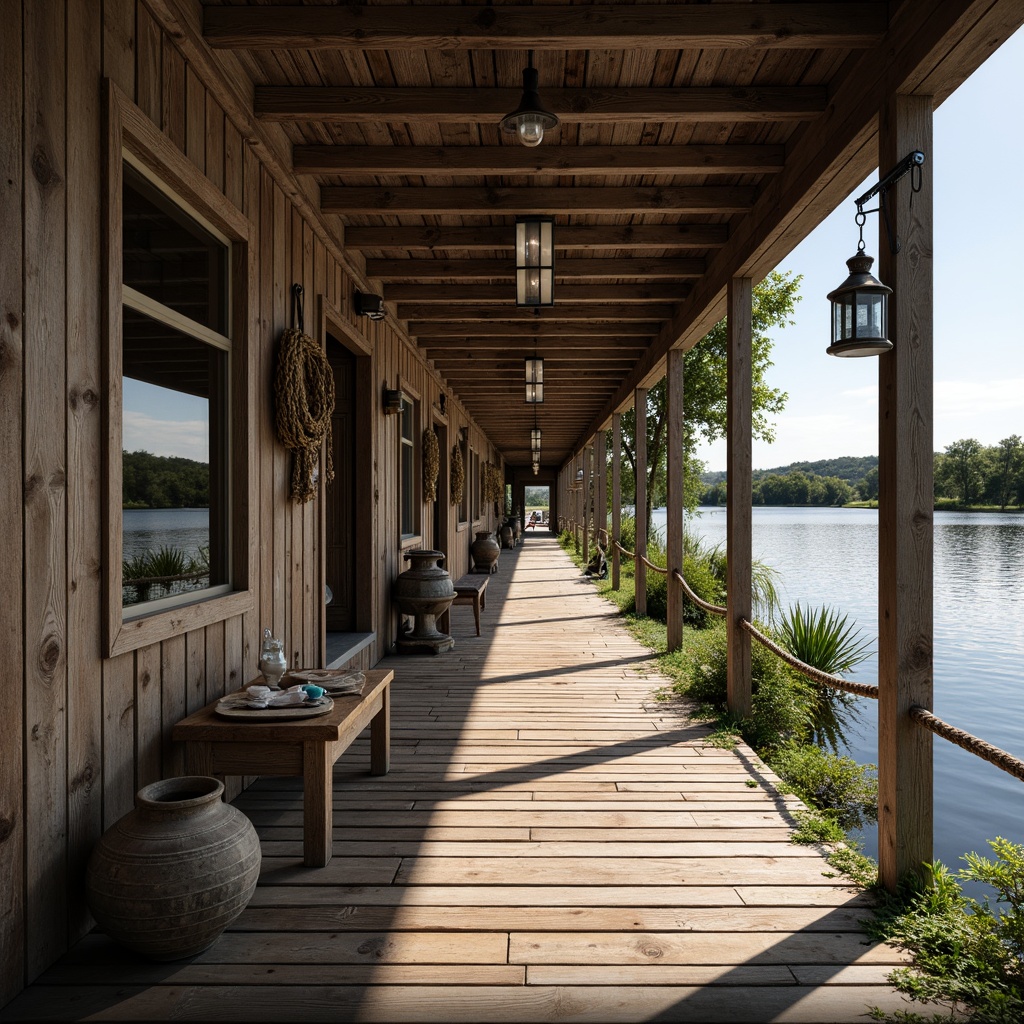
104, 82, 255, 657
398, 378, 422, 549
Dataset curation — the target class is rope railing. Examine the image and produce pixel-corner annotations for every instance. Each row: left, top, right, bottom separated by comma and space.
740, 618, 880, 699
670, 568, 727, 618
612, 539, 668, 576
909, 705, 1024, 784
605, 533, 1024, 786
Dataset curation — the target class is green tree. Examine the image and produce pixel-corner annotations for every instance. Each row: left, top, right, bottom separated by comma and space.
620, 270, 799, 525
857, 466, 878, 501
994, 434, 1023, 510
940, 438, 984, 505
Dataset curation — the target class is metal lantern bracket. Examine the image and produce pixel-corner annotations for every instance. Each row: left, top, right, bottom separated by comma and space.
854, 150, 925, 255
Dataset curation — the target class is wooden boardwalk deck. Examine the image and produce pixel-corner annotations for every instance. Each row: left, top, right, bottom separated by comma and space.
3, 535, 911, 1022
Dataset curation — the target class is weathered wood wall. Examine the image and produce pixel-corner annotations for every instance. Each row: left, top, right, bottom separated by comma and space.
0, 0, 498, 1005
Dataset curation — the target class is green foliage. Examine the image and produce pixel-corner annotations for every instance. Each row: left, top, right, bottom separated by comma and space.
145, 544, 191, 578
122, 544, 210, 605
620, 270, 800, 521
681, 622, 811, 751
779, 603, 872, 675
769, 744, 877, 830
122, 449, 210, 508
791, 808, 848, 846
702, 454, 878, 489
870, 841, 1024, 1022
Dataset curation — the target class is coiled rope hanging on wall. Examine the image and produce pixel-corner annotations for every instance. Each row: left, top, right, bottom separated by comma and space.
274, 284, 335, 503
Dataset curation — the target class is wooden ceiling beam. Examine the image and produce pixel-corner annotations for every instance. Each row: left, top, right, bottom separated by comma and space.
399, 303, 672, 322
206, 5, 886, 51
432, 358, 636, 370
411, 323, 658, 338
294, 144, 786, 177
386, 284, 690, 303
344, 223, 729, 251
324, 186, 754, 216
260, 87, 826, 123
368, 258, 703, 280
425, 346, 646, 359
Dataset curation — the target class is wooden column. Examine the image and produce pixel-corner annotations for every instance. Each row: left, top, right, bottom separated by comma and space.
665, 351, 684, 652
727, 278, 753, 719
634, 388, 648, 616
877, 94, 933, 892
611, 414, 622, 590
582, 446, 592, 563
595, 430, 607, 556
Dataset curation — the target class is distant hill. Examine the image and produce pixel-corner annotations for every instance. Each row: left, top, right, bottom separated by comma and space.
702, 455, 878, 487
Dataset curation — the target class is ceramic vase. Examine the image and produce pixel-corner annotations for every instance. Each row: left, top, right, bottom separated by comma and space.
86, 776, 261, 961
470, 530, 500, 574
393, 549, 455, 654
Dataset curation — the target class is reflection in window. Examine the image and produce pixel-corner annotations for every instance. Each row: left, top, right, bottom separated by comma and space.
400, 398, 418, 538
121, 165, 231, 611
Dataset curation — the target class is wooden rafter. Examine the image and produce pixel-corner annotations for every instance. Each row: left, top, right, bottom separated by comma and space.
367, 258, 703, 280
399, 303, 673, 322
293, 144, 786, 177
411, 324, 660, 338
384, 284, 691, 303
344, 224, 729, 251
323, 186, 755, 216
258, 86, 827, 123
205, 4, 887, 50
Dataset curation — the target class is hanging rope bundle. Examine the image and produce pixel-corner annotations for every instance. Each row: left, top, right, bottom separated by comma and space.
274, 285, 335, 503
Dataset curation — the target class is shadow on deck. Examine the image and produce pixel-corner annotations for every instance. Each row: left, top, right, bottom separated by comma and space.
2, 535, 910, 1022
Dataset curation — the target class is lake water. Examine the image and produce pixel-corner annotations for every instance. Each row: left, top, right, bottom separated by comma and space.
651, 505, 1024, 875
123, 508, 210, 561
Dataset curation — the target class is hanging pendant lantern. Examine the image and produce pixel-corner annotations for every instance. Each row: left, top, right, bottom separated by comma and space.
530, 427, 542, 453
524, 356, 544, 403
826, 252, 893, 357
500, 52, 559, 148
516, 217, 554, 307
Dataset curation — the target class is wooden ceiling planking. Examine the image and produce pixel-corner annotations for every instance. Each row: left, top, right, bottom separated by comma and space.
203, 5, 888, 51
197, 1, 1017, 469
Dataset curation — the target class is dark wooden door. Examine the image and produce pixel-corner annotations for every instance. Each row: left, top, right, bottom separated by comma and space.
326, 341, 355, 632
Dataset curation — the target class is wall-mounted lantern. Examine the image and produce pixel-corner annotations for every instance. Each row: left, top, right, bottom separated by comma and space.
383, 387, 405, 415
356, 290, 386, 320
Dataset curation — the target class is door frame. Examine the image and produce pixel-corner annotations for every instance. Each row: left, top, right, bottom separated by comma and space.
317, 296, 375, 658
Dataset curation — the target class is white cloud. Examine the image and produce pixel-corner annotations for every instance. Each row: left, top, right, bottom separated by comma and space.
935, 378, 1024, 417
123, 410, 209, 462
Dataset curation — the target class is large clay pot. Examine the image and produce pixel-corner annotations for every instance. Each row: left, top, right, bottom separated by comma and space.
499, 522, 514, 549
86, 776, 260, 961
393, 548, 455, 654
470, 530, 500, 574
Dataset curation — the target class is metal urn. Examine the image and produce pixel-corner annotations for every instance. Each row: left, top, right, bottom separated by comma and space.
393, 549, 456, 654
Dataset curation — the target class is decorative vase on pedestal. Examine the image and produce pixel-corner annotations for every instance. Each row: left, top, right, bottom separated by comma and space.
470, 530, 500, 574
86, 776, 261, 961
394, 549, 456, 654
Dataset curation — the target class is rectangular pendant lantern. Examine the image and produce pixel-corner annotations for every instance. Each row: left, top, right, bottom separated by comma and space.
516, 217, 554, 307
531, 427, 542, 453
525, 356, 544, 403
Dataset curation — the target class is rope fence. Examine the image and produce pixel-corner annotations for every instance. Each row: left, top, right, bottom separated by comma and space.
670, 568, 727, 618
909, 706, 1024, 784
591, 528, 1024, 787
740, 618, 880, 699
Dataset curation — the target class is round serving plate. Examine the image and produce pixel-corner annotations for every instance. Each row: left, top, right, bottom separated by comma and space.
215, 695, 334, 721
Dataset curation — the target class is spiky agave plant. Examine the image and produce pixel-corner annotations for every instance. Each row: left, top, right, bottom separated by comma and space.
778, 602, 873, 750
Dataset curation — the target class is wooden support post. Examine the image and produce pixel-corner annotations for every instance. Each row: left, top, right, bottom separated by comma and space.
611, 415, 621, 590
877, 93, 933, 892
727, 277, 753, 720
634, 388, 648, 616
666, 350, 684, 652
595, 430, 607, 557
582, 446, 592, 563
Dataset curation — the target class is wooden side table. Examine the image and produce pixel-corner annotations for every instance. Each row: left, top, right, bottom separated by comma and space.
172, 669, 392, 867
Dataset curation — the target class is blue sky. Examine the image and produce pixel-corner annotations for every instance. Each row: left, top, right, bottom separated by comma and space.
695, 26, 1024, 472
123, 378, 209, 461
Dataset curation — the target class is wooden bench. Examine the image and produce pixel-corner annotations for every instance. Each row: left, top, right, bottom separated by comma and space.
441, 574, 488, 636
172, 669, 392, 868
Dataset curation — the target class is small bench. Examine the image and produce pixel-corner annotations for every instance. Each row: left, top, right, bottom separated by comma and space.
443, 574, 488, 636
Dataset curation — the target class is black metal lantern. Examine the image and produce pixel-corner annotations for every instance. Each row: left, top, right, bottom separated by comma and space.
524, 356, 544, 402
826, 252, 892, 357
500, 52, 559, 148
516, 217, 554, 307
531, 427, 542, 453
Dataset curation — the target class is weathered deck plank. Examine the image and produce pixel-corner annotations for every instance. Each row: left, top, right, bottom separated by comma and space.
1, 536, 907, 1023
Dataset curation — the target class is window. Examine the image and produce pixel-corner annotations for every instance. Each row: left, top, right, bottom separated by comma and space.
471, 450, 481, 522
105, 83, 253, 656
400, 397, 420, 540
121, 167, 230, 612
458, 432, 470, 526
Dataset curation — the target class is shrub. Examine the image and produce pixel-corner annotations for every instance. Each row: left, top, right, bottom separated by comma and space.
779, 602, 872, 675
769, 743, 877, 830
682, 622, 811, 751
871, 840, 1024, 1022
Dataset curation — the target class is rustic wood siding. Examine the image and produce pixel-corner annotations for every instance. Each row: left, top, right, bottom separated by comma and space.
1, 0, 498, 1004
